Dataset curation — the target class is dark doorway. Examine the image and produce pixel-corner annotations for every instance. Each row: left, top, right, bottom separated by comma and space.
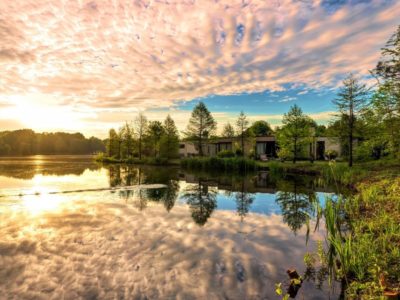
316, 141, 325, 160
266, 141, 277, 157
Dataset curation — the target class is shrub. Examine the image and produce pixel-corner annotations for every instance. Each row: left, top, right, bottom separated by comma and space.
217, 150, 235, 158
325, 149, 338, 160
235, 148, 243, 156
180, 157, 257, 173
277, 148, 291, 162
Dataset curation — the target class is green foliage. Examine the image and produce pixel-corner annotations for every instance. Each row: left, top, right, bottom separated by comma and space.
0, 129, 105, 156
235, 148, 243, 156
277, 147, 291, 162
325, 149, 338, 160
181, 157, 257, 173
221, 122, 236, 138
236, 111, 250, 155
217, 150, 235, 158
134, 112, 148, 160
304, 252, 317, 269
184, 102, 216, 156
276, 105, 314, 163
147, 120, 165, 157
332, 74, 369, 167
159, 115, 180, 159
103, 114, 179, 163
315, 178, 400, 298
249, 120, 273, 136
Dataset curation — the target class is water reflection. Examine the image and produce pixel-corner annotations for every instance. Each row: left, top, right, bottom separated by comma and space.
181, 181, 217, 226
235, 179, 255, 221
275, 178, 317, 233
0, 156, 341, 299
105, 165, 334, 231
0, 157, 340, 232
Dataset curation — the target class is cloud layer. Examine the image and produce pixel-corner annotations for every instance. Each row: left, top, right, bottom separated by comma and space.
0, 0, 399, 134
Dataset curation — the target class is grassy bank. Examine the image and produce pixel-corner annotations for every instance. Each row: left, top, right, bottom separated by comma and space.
95, 153, 180, 166
268, 159, 399, 298
314, 178, 400, 298
180, 156, 258, 173
259, 159, 400, 187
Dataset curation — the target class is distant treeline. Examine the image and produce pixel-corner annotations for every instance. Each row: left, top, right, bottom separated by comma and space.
0, 129, 105, 156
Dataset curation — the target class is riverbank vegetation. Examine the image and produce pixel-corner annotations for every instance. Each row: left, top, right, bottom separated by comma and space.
97, 114, 180, 164
0, 129, 104, 155
307, 177, 400, 298
181, 156, 258, 173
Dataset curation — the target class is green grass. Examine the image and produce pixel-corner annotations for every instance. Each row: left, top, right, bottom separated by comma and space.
258, 158, 400, 187
312, 177, 400, 298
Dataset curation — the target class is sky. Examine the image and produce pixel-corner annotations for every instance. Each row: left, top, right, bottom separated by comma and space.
0, 0, 399, 138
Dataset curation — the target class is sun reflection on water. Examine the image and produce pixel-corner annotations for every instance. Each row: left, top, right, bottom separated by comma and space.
20, 189, 66, 215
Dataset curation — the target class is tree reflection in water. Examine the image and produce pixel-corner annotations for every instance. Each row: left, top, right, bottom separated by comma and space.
275, 177, 317, 234
235, 179, 255, 221
107, 165, 179, 212
181, 181, 217, 226
107, 165, 331, 232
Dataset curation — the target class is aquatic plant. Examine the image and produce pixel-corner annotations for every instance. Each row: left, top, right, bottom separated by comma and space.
313, 178, 400, 298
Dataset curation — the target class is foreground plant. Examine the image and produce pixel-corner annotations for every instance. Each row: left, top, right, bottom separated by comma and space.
312, 178, 400, 298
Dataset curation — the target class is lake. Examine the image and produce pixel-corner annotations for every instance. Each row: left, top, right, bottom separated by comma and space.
0, 156, 341, 299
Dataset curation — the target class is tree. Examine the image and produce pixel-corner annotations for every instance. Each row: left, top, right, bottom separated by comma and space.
277, 105, 313, 163
249, 120, 273, 136
160, 115, 180, 159
374, 25, 400, 88
370, 83, 400, 157
134, 113, 148, 160
184, 102, 216, 156
236, 111, 249, 155
221, 123, 235, 138
107, 129, 118, 157
333, 74, 368, 167
121, 122, 134, 159
315, 124, 327, 137
0, 130, 105, 156
147, 121, 165, 158
114, 127, 123, 159
371, 26, 400, 158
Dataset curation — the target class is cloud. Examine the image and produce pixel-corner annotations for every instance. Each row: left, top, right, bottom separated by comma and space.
0, 0, 399, 134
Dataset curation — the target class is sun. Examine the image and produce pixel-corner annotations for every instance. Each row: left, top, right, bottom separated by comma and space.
2, 94, 85, 132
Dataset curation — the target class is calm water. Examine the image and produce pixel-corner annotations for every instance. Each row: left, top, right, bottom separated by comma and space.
0, 156, 340, 299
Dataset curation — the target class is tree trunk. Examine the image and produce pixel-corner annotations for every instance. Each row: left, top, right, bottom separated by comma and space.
293, 138, 297, 164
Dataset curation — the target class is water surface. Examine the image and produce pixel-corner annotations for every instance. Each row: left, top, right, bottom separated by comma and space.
0, 156, 340, 299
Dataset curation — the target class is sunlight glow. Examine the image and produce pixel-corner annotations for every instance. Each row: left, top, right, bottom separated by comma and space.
0, 94, 92, 133
21, 188, 65, 215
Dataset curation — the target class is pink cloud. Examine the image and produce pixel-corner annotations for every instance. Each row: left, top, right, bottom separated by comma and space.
0, 0, 399, 134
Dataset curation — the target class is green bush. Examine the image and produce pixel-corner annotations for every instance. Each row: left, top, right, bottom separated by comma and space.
277, 148, 291, 162
217, 150, 235, 158
235, 148, 243, 156
325, 149, 338, 160
180, 157, 257, 173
